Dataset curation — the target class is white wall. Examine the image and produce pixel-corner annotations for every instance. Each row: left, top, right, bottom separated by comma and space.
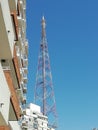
0, 0, 15, 57
0, 62, 10, 125
9, 121, 22, 130
30, 103, 41, 113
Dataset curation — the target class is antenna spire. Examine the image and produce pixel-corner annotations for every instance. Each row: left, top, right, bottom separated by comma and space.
41, 15, 46, 38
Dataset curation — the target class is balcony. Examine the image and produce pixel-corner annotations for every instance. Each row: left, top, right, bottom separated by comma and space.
23, 75, 28, 83
8, 0, 18, 12
22, 56, 28, 67
17, 84, 26, 104
20, 69, 28, 83
22, 120, 27, 128
15, 46, 20, 57
18, 22, 26, 40
20, 81, 27, 93
22, 67, 28, 74
17, 15, 23, 28
25, 40, 28, 55
22, 84, 27, 93
17, 33, 23, 49
22, 95, 26, 104
11, 11, 19, 41
13, 46, 21, 83
4, 70, 21, 120
17, 87, 23, 101
20, 0, 26, 10
17, 31, 26, 50
0, 1, 15, 59
1, 59, 20, 89
0, 63, 10, 126
22, 109, 26, 115
19, 0, 25, 15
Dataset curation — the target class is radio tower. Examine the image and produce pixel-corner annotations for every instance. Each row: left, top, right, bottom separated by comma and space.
34, 16, 57, 129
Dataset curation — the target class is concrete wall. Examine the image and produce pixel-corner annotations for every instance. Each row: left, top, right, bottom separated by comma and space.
0, 62, 10, 125
0, 0, 15, 58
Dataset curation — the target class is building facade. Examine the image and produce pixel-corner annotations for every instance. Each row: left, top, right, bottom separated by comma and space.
21, 103, 54, 130
0, 0, 28, 130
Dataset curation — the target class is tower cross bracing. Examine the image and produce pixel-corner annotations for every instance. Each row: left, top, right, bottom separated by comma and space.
34, 16, 57, 129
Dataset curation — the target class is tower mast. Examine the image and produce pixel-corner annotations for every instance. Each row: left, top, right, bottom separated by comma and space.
34, 16, 57, 128
41, 16, 46, 115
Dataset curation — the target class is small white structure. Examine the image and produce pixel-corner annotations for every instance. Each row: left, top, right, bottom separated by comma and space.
9, 121, 21, 130
22, 103, 54, 130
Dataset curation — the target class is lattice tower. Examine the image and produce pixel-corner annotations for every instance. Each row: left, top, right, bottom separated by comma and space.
34, 16, 57, 129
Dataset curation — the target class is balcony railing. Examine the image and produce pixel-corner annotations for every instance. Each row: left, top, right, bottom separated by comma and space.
17, 15, 23, 28
21, 120, 28, 129
22, 84, 27, 94
22, 67, 28, 74
13, 46, 21, 83
22, 95, 26, 104
20, 68, 27, 83
17, 31, 23, 48
22, 56, 28, 67
20, 0, 26, 10
17, 82, 27, 104
20, 81, 27, 93
25, 40, 28, 55
19, 0, 25, 15
22, 109, 26, 115
2, 66, 10, 71
23, 75, 28, 83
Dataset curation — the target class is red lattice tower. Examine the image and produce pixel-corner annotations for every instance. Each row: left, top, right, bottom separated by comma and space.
34, 16, 57, 129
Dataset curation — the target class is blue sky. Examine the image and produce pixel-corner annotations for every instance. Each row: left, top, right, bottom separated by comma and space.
26, 0, 98, 130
